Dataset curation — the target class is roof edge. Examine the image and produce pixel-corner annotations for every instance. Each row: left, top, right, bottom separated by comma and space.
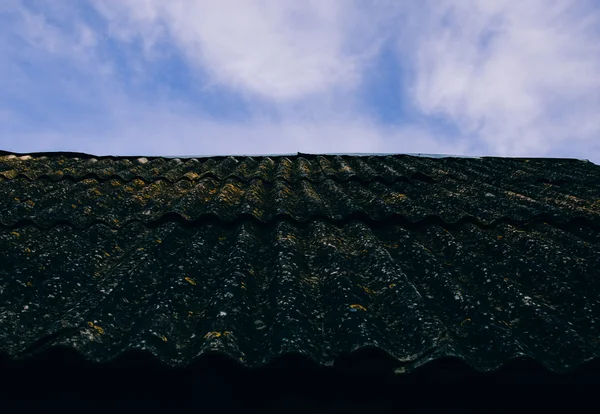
0, 149, 592, 163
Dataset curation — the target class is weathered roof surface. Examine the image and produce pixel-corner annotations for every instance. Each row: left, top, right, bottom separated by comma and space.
1, 151, 600, 377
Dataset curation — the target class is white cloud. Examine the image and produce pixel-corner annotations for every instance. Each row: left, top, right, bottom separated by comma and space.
5, 2, 96, 60
91, 0, 389, 101
400, 0, 600, 157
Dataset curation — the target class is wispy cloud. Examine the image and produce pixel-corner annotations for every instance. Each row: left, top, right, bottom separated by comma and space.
0, 1, 599, 162
401, 0, 600, 157
92, 0, 391, 101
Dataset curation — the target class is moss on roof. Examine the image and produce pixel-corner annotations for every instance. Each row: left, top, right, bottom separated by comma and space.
0, 152, 599, 374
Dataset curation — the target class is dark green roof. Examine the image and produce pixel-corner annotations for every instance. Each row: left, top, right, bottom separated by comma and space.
1, 152, 600, 377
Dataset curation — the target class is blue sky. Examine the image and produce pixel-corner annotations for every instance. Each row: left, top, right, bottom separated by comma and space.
1, 0, 599, 163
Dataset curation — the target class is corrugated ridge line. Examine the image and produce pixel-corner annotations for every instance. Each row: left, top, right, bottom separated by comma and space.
2, 153, 597, 184
1, 212, 599, 241
3, 168, 597, 185
0, 171, 418, 185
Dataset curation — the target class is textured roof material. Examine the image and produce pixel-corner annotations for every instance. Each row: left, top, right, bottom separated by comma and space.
1, 151, 600, 377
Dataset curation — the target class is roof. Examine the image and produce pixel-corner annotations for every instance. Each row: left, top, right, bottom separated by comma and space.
1, 151, 599, 384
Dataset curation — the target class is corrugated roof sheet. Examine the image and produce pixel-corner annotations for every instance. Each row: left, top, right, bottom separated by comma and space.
1, 151, 599, 377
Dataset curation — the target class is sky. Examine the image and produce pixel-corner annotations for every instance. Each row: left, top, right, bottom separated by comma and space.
1, 0, 599, 163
